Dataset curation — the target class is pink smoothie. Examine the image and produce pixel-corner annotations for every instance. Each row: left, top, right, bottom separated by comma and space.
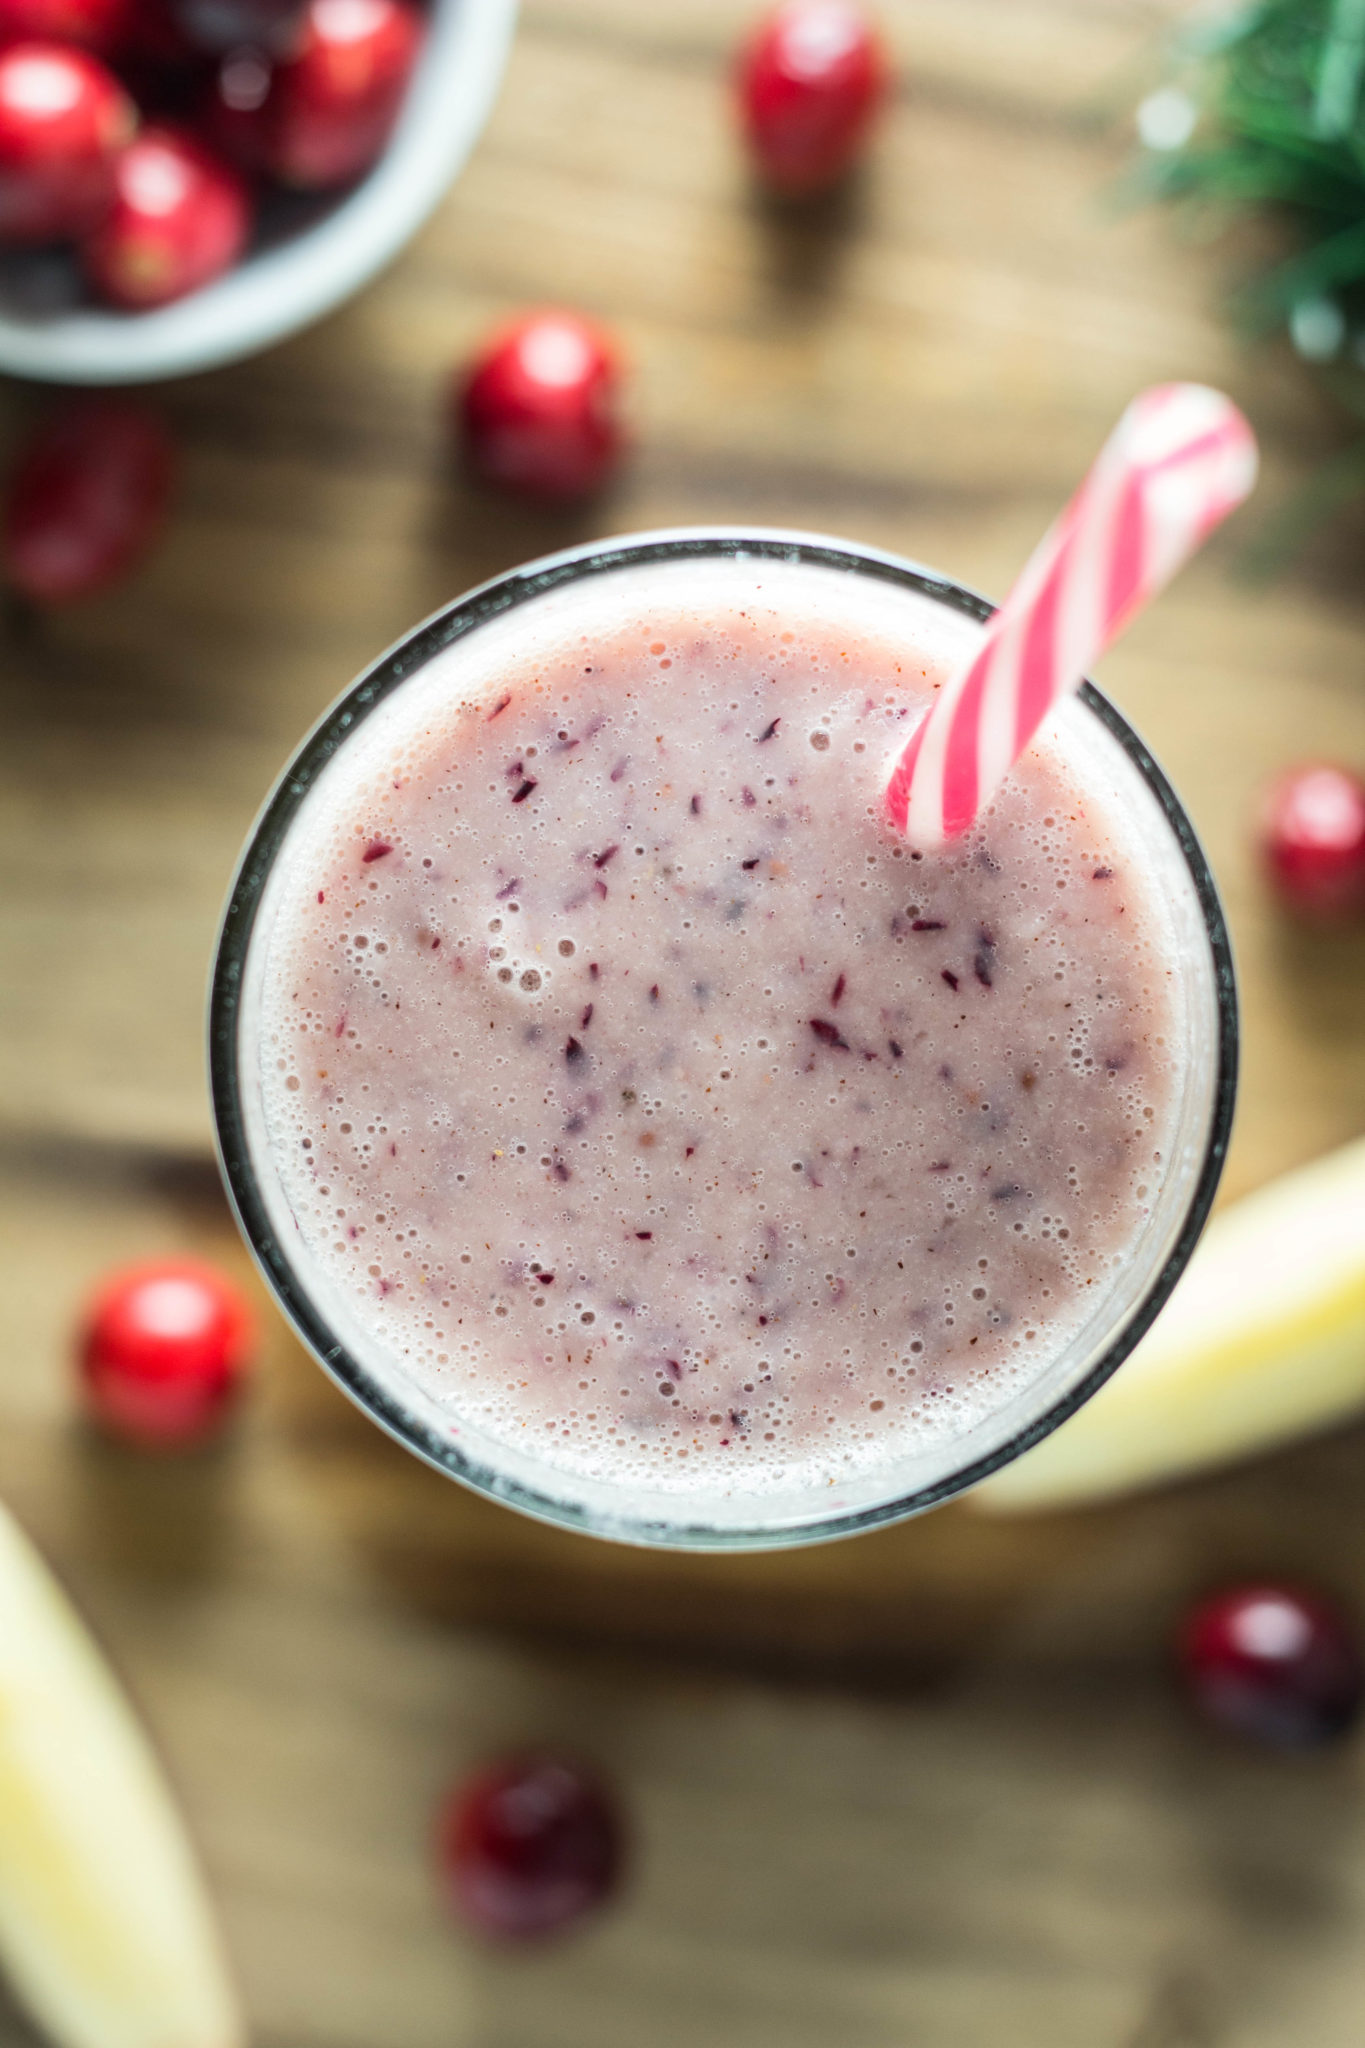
251, 556, 1187, 1503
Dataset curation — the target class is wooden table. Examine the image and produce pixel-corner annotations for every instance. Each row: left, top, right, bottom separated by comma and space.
5, 4, 1365, 2043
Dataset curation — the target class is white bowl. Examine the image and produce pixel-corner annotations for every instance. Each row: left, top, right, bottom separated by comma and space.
0, 0, 519, 384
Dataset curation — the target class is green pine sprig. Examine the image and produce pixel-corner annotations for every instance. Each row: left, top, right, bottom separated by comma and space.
1136, 0, 1365, 546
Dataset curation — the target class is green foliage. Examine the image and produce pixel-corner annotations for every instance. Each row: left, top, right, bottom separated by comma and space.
1140, 0, 1365, 374
1133, 0, 1365, 548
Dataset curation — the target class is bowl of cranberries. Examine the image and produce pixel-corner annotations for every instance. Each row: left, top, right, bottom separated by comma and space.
0, 0, 518, 381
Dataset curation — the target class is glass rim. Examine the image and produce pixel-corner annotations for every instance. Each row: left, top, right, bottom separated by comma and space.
209, 526, 1239, 1552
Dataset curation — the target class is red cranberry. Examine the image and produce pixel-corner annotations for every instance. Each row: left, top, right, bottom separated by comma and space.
83, 124, 250, 307
1260, 763, 1365, 919
0, 0, 136, 54
0, 41, 133, 243
1180, 1583, 1364, 1749
737, 2, 887, 198
438, 1753, 623, 1941
202, 43, 277, 172
238, 0, 422, 190
459, 311, 623, 501
3, 399, 174, 603
79, 1258, 256, 1447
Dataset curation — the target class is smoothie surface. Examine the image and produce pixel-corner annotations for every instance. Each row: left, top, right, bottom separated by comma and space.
256, 562, 1181, 1498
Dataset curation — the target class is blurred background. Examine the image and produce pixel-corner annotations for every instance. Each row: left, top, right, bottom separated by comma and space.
5, 2, 1365, 2044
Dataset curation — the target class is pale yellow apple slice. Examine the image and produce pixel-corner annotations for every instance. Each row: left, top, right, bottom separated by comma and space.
972, 1136, 1365, 1512
0, 1502, 243, 2048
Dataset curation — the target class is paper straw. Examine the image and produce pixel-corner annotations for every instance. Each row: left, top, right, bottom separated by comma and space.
884, 384, 1258, 848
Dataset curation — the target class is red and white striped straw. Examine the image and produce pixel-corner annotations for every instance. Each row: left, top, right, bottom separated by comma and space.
884, 384, 1258, 848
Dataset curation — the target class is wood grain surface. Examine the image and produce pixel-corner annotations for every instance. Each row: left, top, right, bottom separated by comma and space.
4, 4, 1365, 2044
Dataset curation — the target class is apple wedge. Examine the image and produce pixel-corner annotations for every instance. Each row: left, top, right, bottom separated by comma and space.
972, 1135, 1365, 1512
0, 1501, 243, 2048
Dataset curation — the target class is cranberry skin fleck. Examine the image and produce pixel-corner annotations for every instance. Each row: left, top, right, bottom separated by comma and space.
0, 0, 136, 54
79, 1259, 256, 1448
438, 1753, 624, 1941
0, 41, 133, 243
248, 0, 423, 189
459, 311, 623, 501
737, 2, 887, 198
1180, 1584, 1364, 1749
83, 124, 250, 307
1260, 763, 1365, 920
3, 400, 174, 603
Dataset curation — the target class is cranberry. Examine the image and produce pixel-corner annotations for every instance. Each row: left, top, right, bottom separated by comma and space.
737, 2, 887, 198
0, 41, 133, 243
1180, 1583, 1364, 1749
438, 1753, 623, 1941
233, 0, 422, 190
459, 311, 623, 501
1260, 762, 1365, 919
202, 43, 277, 172
3, 399, 174, 603
0, 0, 136, 54
79, 1258, 256, 1447
83, 124, 250, 307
